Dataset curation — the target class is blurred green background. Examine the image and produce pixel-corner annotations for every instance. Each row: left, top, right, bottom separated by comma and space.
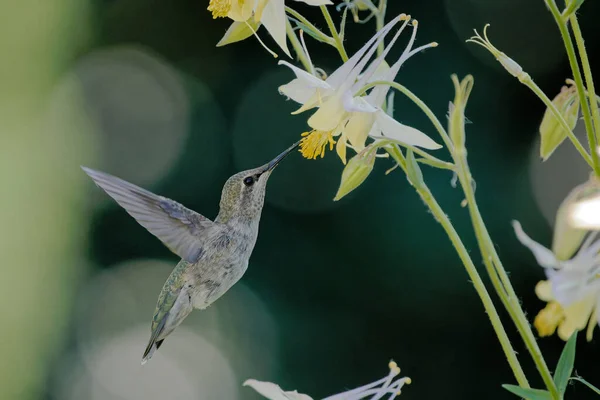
2, 0, 600, 399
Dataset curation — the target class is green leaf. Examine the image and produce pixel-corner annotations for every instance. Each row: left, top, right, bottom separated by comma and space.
554, 331, 577, 394
570, 377, 600, 395
502, 385, 552, 400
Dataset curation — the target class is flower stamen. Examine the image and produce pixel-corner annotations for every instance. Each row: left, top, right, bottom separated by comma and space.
299, 130, 336, 159
207, 0, 231, 19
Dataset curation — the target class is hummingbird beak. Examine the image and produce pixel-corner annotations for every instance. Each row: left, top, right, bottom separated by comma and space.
264, 140, 301, 173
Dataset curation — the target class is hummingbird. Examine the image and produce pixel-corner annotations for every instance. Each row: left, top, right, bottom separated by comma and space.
82, 141, 299, 365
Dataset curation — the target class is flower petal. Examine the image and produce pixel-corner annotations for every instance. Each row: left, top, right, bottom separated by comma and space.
343, 92, 378, 113
293, 0, 332, 5
308, 93, 346, 131
344, 111, 375, 151
279, 79, 320, 104
535, 280, 554, 302
259, 0, 291, 57
244, 380, 313, 400
512, 220, 560, 269
228, 0, 257, 21
372, 111, 441, 149
336, 135, 348, 164
217, 20, 260, 47
278, 61, 332, 90
326, 16, 401, 89
557, 294, 595, 340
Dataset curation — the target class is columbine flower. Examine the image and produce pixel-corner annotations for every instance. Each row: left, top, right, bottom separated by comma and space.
244, 361, 411, 400
512, 220, 600, 341
278, 14, 441, 163
210, 0, 332, 57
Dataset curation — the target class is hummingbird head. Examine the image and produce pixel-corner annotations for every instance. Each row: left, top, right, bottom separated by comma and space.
216, 140, 300, 224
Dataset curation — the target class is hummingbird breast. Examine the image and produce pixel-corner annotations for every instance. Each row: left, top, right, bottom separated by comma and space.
189, 224, 258, 310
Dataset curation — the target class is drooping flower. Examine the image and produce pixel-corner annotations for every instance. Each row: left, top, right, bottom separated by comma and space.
244, 361, 411, 400
210, 0, 332, 57
512, 220, 600, 341
278, 14, 441, 163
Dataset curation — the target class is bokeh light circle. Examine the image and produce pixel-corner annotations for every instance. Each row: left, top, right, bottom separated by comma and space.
529, 119, 590, 227
72, 45, 191, 190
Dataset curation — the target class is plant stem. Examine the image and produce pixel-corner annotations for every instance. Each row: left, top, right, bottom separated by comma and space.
383, 77, 561, 398
387, 146, 530, 389
285, 6, 335, 46
570, 15, 600, 146
544, 0, 600, 175
285, 18, 312, 71
453, 149, 561, 400
320, 5, 349, 62
376, 0, 387, 56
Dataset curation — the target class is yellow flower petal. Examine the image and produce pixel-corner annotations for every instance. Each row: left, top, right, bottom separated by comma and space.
535, 280, 554, 302
344, 112, 375, 152
308, 94, 347, 131
336, 135, 348, 164
228, 0, 255, 21
534, 302, 565, 337
557, 295, 595, 341
586, 307, 597, 341
216, 20, 260, 47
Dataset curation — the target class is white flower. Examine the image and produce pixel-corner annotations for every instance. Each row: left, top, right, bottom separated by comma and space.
211, 0, 332, 57
244, 361, 411, 400
512, 220, 600, 340
278, 14, 440, 163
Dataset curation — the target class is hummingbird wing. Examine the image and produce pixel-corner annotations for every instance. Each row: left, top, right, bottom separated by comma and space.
82, 167, 213, 263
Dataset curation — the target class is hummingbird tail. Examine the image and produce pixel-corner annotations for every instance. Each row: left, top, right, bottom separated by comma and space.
141, 315, 168, 365
141, 339, 164, 365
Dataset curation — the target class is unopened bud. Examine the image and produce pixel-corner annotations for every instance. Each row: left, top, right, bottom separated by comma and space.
467, 25, 527, 80
539, 83, 579, 161
554, 177, 600, 260
334, 146, 376, 201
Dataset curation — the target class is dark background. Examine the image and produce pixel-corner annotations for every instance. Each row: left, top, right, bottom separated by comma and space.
2, 0, 600, 399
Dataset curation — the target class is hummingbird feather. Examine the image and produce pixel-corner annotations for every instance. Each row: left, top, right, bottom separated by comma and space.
82, 167, 213, 263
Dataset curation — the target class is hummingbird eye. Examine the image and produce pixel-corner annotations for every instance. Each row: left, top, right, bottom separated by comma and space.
243, 176, 255, 186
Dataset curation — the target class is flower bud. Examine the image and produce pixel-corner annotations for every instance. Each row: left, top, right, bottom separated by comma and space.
539, 83, 579, 161
405, 149, 423, 189
334, 146, 376, 201
553, 177, 600, 260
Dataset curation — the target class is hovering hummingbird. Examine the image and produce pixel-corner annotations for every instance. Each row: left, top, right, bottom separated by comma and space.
82, 141, 299, 365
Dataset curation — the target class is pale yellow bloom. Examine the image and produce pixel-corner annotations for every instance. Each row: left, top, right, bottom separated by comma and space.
279, 15, 440, 162
513, 221, 600, 341
244, 361, 411, 400
211, 0, 332, 57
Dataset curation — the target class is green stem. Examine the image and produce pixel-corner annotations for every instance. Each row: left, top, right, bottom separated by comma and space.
545, 0, 600, 176
285, 18, 312, 71
387, 146, 530, 389
570, 15, 600, 147
320, 5, 349, 62
285, 6, 335, 46
523, 76, 593, 168
382, 76, 560, 398
453, 149, 561, 400
375, 0, 387, 55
